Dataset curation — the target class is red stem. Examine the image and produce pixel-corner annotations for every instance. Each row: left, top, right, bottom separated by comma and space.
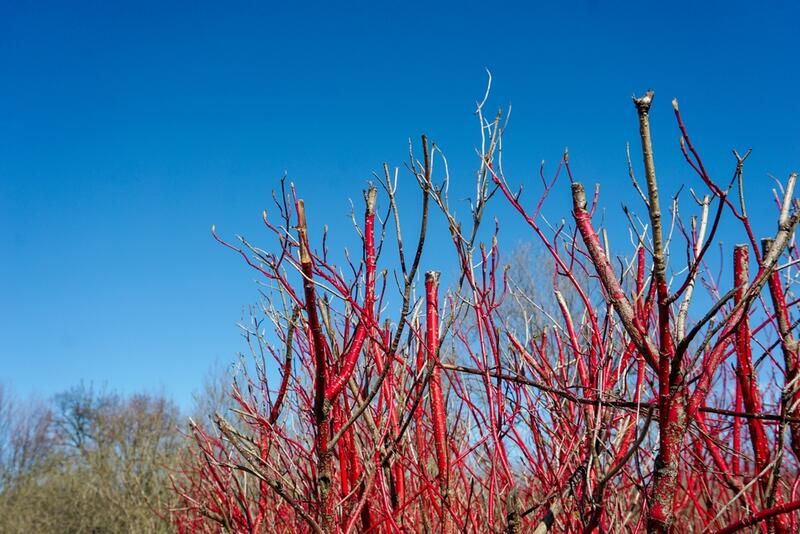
426, 271, 450, 526
714, 499, 800, 534
324, 187, 377, 400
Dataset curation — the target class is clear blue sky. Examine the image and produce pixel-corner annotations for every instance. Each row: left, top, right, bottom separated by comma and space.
2, 1, 798, 410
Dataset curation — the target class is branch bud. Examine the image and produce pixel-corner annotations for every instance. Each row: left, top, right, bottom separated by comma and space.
633, 90, 655, 114
572, 182, 587, 211
297, 199, 310, 264
364, 185, 378, 215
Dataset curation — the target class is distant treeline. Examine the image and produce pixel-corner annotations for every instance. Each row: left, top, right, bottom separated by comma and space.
0, 380, 224, 533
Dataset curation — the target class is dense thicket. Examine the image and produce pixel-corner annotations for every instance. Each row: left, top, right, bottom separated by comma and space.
172, 88, 800, 533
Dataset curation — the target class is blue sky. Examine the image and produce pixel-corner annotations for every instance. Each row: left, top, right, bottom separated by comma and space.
1, 1, 798, 409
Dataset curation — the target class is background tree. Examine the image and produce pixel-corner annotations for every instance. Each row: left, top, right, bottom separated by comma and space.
0, 384, 182, 533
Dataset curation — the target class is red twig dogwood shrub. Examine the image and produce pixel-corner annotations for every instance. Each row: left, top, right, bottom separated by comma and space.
173, 85, 800, 533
